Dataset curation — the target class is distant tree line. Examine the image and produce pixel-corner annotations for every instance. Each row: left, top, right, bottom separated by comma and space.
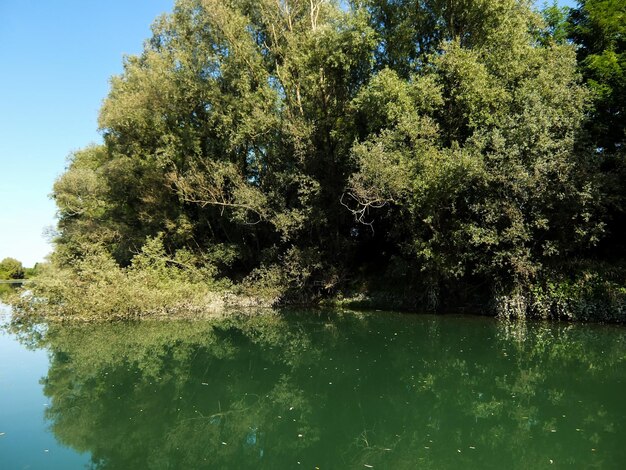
0, 258, 39, 280
35, 0, 626, 319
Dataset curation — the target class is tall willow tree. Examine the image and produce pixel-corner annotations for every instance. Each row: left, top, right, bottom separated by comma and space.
51, 0, 601, 308
55, 0, 376, 276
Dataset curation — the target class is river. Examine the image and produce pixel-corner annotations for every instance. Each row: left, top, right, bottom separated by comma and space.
1, 306, 625, 469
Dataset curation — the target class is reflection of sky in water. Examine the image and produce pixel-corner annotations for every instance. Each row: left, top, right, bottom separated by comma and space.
0, 308, 90, 470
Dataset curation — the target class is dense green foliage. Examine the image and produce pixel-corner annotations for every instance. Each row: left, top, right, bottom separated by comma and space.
0, 258, 37, 300
566, 0, 626, 260
22, 0, 626, 320
0, 257, 24, 280
569, 0, 625, 154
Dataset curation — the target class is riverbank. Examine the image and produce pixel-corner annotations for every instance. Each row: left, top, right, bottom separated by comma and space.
5, 237, 625, 324
329, 268, 626, 324
6, 261, 626, 324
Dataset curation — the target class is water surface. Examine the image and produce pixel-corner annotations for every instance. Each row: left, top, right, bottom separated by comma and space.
1, 308, 625, 469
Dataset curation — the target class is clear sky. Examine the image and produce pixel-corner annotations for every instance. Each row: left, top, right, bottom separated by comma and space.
0, 0, 173, 266
0, 0, 578, 267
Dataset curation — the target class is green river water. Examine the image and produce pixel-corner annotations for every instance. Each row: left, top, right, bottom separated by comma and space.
1, 306, 625, 469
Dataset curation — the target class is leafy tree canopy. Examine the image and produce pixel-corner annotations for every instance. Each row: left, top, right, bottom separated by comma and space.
44, 0, 615, 313
0, 257, 24, 280
568, 0, 626, 153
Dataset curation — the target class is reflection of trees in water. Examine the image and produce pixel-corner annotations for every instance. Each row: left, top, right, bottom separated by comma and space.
35, 315, 322, 469
12, 312, 626, 469
0, 282, 21, 300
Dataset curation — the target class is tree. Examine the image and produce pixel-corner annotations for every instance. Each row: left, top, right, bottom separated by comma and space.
359, 0, 542, 77
0, 257, 25, 280
46, 0, 605, 313
56, 0, 376, 279
346, 1, 601, 301
566, 0, 626, 257
568, 0, 626, 154
539, 1, 570, 45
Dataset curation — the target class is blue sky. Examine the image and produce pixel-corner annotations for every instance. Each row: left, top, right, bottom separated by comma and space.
0, 0, 577, 267
0, 0, 173, 266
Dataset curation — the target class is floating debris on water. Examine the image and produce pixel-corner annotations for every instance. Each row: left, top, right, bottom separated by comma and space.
209, 416, 221, 425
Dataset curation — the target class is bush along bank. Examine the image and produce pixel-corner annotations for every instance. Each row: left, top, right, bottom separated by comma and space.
9, 246, 626, 324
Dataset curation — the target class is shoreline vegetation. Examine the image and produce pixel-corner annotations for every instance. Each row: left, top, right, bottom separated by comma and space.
7, 246, 626, 323
0, 257, 38, 299
9, 0, 626, 323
